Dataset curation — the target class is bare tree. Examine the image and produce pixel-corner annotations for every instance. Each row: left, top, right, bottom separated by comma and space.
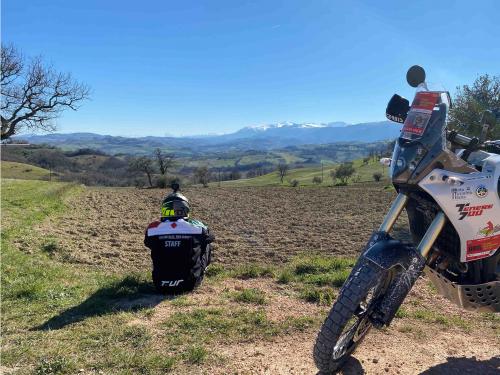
153, 148, 175, 177
312, 176, 322, 185
194, 166, 210, 187
1, 44, 90, 140
129, 157, 155, 187
277, 162, 289, 184
330, 169, 337, 185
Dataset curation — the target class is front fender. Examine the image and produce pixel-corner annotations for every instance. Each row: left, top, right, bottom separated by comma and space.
361, 231, 425, 271
360, 232, 427, 326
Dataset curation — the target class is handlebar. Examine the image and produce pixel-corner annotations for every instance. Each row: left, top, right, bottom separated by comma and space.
447, 129, 500, 155
446, 130, 472, 148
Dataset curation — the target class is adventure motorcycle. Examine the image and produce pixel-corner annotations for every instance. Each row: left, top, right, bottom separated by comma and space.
313, 66, 500, 374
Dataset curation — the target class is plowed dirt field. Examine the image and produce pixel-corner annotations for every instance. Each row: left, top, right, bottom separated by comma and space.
38, 184, 409, 270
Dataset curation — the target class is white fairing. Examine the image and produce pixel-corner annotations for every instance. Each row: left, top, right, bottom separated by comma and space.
418, 154, 500, 262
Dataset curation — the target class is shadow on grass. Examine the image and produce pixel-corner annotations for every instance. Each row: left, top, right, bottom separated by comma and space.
34, 276, 167, 331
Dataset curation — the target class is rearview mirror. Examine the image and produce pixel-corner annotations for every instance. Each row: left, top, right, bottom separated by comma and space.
407, 65, 426, 88
386, 94, 410, 123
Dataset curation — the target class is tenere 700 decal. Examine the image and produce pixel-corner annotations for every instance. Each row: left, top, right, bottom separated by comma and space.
456, 203, 493, 220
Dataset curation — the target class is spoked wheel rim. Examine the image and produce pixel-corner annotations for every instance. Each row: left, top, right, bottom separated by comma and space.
331, 274, 390, 361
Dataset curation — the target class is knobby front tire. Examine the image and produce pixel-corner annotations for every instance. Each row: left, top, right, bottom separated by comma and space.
313, 259, 389, 374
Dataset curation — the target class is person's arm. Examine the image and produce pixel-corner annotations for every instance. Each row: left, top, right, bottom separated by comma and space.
205, 228, 215, 243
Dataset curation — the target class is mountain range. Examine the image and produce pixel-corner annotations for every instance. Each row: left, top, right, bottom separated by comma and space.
16, 120, 401, 155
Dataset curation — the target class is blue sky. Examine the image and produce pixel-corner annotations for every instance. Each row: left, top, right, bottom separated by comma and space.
2, 0, 499, 136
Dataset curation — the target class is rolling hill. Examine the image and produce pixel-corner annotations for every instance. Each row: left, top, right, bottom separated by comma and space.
1, 161, 52, 180
221, 158, 389, 187
16, 120, 401, 155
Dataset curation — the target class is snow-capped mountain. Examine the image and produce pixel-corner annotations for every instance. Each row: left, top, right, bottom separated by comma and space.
216, 120, 399, 145
243, 121, 348, 132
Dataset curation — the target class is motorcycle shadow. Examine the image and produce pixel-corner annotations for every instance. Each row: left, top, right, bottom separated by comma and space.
323, 355, 500, 375
420, 356, 500, 375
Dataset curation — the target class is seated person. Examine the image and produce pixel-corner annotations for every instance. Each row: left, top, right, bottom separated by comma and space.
144, 183, 214, 293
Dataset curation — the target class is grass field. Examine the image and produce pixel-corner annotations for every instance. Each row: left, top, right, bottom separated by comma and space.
221, 158, 389, 187
1, 161, 52, 180
1, 179, 498, 374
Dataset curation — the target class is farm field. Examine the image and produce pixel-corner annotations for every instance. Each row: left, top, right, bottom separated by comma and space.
1, 180, 499, 374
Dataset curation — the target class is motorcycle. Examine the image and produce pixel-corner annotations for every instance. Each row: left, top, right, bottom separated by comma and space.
313, 65, 500, 374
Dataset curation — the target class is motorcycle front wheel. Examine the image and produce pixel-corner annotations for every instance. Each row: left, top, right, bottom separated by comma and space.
313, 259, 392, 374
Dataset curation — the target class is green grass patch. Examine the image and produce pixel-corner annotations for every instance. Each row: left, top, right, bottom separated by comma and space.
34, 356, 75, 375
163, 308, 277, 343
184, 345, 208, 364
411, 309, 469, 330
170, 295, 193, 307
276, 254, 354, 304
162, 307, 317, 346
205, 263, 226, 278
395, 307, 409, 319
299, 286, 336, 305
288, 316, 317, 331
205, 263, 276, 281
230, 264, 275, 279
230, 288, 267, 305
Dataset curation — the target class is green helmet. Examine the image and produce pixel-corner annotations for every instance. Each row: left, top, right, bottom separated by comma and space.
161, 192, 190, 220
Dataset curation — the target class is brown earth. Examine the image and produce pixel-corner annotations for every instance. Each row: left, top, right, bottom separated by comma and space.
38, 184, 409, 271
35, 185, 499, 374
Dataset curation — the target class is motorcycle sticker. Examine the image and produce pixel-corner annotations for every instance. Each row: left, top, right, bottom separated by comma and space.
478, 221, 500, 237
475, 185, 488, 198
401, 92, 440, 139
410, 91, 440, 111
466, 234, 500, 261
451, 186, 472, 200
456, 203, 493, 220
464, 174, 493, 181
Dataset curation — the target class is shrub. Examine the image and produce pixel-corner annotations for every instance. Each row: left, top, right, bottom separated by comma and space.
312, 176, 322, 185
335, 162, 355, 184
290, 179, 299, 187
156, 175, 168, 188
373, 172, 383, 182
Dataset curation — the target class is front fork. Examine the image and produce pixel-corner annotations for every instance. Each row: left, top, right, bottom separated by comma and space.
380, 193, 447, 258
369, 193, 447, 326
